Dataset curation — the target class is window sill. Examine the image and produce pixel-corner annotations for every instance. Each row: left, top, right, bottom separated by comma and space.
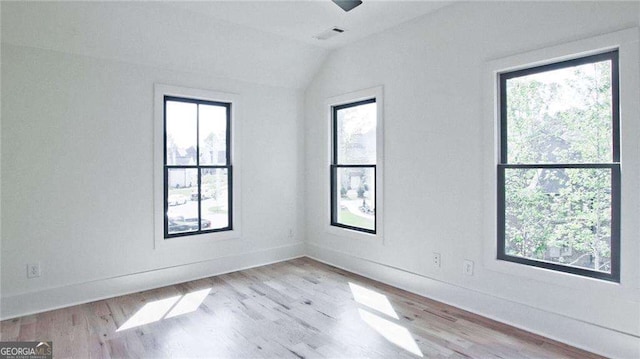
326, 224, 383, 243
155, 228, 242, 250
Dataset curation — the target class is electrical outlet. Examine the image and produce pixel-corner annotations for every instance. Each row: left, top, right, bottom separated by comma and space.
463, 260, 474, 276
27, 263, 41, 279
433, 252, 441, 268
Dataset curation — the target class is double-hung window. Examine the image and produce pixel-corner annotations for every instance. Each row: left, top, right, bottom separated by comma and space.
163, 96, 233, 238
498, 51, 620, 281
330, 98, 378, 234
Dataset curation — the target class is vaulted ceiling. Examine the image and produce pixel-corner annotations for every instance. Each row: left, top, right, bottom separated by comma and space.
163, 1, 452, 49
1, 1, 452, 89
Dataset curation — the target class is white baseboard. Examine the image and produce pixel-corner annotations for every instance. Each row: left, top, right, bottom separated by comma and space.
0, 242, 305, 321
3, 241, 637, 358
306, 243, 640, 359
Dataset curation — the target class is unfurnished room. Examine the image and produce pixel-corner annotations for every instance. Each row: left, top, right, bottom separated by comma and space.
0, 1, 639, 358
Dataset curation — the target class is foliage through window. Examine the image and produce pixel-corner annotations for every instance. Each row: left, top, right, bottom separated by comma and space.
498, 51, 620, 281
164, 96, 232, 238
331, 99, 377, 233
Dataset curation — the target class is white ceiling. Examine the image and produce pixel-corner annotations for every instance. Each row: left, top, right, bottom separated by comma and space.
164, 1, 453, 49
1, 1, 330, 89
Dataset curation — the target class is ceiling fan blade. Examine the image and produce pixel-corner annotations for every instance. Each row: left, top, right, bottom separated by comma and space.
332, 0, 363, 12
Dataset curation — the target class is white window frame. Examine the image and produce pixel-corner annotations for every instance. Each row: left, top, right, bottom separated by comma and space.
154, 84, 242, 249
325, 86, 385, 242
482, 29, 639, 291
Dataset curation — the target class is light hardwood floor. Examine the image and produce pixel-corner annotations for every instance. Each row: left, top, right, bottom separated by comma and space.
1, 257, 602, 358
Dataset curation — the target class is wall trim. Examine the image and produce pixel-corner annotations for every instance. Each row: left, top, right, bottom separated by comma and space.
0, 242, 304, 321
306, 243, 639, 359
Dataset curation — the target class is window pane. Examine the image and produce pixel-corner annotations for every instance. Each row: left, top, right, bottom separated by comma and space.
336, 102, 376, 164
504, 168, 612, 273
201, 168, 229, 230
167, 168, 198, 234
199, 104, 228, 166
506, 59, 613, 164
166, 100, 197, 166
335, 167, 375, 231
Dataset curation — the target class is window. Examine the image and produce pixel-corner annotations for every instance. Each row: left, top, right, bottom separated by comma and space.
498, 51, 620, 281
164, 96, 232, 238
331, 99, 378, 234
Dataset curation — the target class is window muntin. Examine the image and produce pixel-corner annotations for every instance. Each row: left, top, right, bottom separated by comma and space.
164, 96, 232, 238
331, 99, 377, 234
498, 51, 620, 281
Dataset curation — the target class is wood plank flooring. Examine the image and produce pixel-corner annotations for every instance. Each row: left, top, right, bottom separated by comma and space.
0, 257, 603, 358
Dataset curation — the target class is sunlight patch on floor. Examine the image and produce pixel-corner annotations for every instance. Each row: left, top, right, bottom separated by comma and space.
358, 308, 424, 357
117, 288, 211, 332
349, 282, 423, 357
165, 289, 211, 319
349, 282, 398, 319
117, 296, 181, 332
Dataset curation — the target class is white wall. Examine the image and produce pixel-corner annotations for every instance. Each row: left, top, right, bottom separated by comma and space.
2, 1, 640, 357
304, 2, 640, 357
0, 2, 309, 316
